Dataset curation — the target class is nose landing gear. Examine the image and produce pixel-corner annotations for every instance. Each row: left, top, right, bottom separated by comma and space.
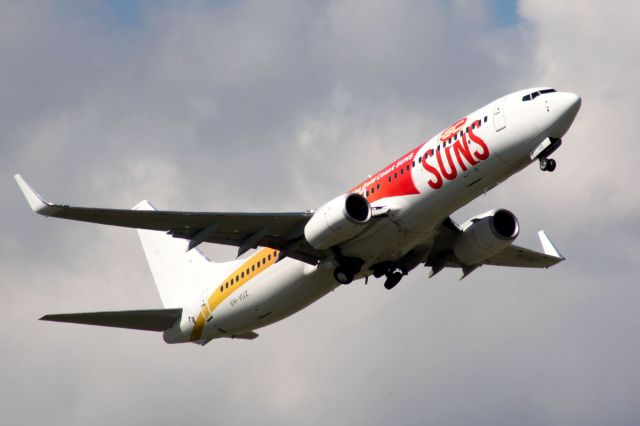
539, 157, 556, 172
536, 137, 561, 173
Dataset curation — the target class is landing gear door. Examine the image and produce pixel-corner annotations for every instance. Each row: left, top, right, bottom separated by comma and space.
493, 102, 506, 131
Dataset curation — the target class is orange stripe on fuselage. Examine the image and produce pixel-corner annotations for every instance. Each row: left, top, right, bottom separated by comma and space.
190, 247, 280, 341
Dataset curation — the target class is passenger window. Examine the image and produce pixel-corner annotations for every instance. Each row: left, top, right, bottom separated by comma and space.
400, 169, 404, 175
484, 116, 487, 123
394, 172, 397, 179
366, 190, 369, 197
241, 272, 244, 278
406, 165, 410, 171
225, 282, 229, 289
388, 177, 391, 183
371, 188, 375, 194
268, 254, 271, 261
220, 286, 223, 292
252, 265, 255, 271
376, 184, 380, 190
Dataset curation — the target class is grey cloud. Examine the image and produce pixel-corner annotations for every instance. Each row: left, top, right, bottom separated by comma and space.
2, 1, 640, 425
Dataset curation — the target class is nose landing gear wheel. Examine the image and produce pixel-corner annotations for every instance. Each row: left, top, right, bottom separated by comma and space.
334, 266, 354, 284
539, 158, 557, 172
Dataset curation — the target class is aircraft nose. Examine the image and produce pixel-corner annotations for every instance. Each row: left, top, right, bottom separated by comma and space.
548, 91, 581, 139
558, 92, 582, 120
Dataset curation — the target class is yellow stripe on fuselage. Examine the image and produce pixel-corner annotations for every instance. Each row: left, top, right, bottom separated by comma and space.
190, 247, 280, 341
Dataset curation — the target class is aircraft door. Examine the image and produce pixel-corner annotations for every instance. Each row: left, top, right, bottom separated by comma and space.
493, 102, 506, 131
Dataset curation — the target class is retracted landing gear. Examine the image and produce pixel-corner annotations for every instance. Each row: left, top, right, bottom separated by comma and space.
539, 157, 556, 172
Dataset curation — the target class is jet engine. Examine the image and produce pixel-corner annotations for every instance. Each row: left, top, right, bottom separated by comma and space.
452, 209, 519, 265
304, 193, 372, 250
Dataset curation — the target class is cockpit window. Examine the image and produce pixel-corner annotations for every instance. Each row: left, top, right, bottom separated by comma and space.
523, 88, 556, 101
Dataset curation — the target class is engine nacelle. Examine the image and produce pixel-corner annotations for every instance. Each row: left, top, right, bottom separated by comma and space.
452, 209, 519, 265
304, 193, 372, 250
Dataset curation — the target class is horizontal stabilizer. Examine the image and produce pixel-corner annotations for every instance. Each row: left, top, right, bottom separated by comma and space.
40, 308, 182, 331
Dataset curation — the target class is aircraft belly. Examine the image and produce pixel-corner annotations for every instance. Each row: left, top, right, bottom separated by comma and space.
200, 258, 335, 339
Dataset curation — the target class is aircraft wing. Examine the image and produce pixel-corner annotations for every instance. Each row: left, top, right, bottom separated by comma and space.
15, 175, 323, 264
482, 231, 565, 268
425, 219, 565, 278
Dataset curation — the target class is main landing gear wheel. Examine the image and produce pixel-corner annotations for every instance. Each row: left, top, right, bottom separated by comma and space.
334, 266, 354, 284
384, 271, 403, 290
383, 264, 407, 290
539, 158, 557, 172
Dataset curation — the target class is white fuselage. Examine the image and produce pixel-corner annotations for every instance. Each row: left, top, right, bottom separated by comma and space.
165, 88, 581, 344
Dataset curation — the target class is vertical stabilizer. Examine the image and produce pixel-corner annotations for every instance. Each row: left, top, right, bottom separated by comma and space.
133, 200, 233, 308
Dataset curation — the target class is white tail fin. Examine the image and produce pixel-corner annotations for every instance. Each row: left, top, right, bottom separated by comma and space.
134, 200, 236, 308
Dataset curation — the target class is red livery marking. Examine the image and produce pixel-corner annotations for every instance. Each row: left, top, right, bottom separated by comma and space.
423, 119, 489, 189
350, 119, 489, 197
351, 146, 421, 203
439, 117, 467, 142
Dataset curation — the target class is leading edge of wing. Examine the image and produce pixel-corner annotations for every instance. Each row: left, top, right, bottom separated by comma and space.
14, 174, 310, 228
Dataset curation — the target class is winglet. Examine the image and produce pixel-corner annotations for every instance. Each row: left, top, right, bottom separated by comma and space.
14, 174, 62, 216
538, 230, 565, 260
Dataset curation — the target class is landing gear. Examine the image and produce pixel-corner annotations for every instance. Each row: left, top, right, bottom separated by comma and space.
537, 137, 561, 173
383, 264, 407, 290
384, 270, 403, 290
333, 266, 354, 284
539, 157, 557, 172
331, 248, 364, 285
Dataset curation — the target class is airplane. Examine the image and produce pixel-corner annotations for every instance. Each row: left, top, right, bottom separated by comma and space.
15, 87, 581, 345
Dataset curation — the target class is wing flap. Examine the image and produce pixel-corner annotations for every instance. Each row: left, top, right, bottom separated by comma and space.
40, 308, 183, 331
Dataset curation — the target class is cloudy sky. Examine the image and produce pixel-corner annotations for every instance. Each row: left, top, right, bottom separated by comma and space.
2, 1, 639, 424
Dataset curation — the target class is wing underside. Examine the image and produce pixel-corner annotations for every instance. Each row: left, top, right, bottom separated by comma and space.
15, 174, 323, 264
425, 219, 564, 277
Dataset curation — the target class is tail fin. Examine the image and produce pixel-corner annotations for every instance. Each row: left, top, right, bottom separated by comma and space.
134, 200, 231, 308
